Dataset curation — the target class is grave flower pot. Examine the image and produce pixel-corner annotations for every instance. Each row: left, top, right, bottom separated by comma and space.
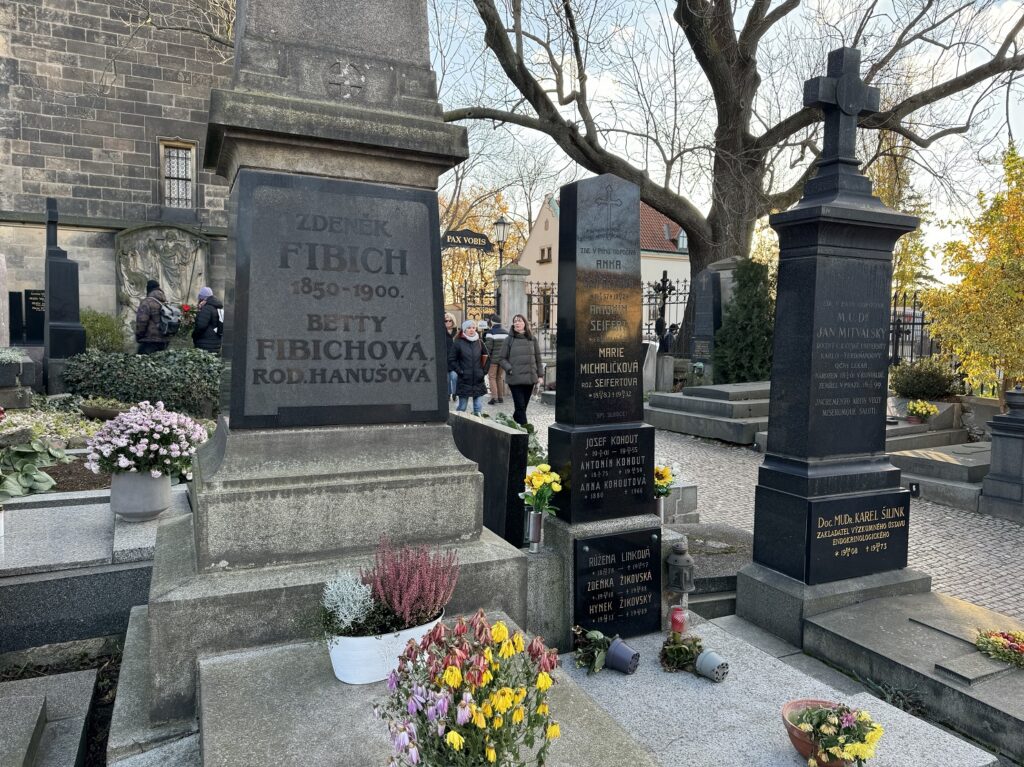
693, 649, 729, 682
327, 611, 443, 685
905, 415, 923, 424
528, 509, 543, 553
782, 699, 849, 766
606, 637, 640, 674
110, 471, 172, 522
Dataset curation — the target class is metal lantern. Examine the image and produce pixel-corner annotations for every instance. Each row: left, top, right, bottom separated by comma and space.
666, 537, 696, 595
493, 214, 510, 268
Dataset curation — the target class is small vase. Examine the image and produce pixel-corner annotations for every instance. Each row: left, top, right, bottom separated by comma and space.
656, 496, 666, 522
694, 650, 729, 682
110, 471, 172, 522
905, 415, 923, 424
528, 509, 543, 553
606, 637, 640, 674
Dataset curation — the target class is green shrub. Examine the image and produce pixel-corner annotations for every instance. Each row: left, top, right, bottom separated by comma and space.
61, 348, 223, 417
712, 258, 775, 384
80, 308, 130, 353
889, 357, 959, 400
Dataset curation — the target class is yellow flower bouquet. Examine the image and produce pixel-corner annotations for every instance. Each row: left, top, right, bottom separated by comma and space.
377, 610, 561, 766
653, 464, 674, 499
784, 701, 883, 766
906, 399, 939, 420
521, 464, 561, 517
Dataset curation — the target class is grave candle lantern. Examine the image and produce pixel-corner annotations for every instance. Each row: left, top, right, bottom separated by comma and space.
666, 538, 695, 595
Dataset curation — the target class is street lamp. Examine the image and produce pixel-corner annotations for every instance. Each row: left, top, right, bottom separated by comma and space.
493, 214, 510, 268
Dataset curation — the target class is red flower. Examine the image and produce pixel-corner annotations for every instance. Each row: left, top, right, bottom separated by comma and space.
182, 304, 191, 312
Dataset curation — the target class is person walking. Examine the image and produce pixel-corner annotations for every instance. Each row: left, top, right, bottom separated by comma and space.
135, 279, 169, 355
494, 313, 543, 426
484, 313, 509, 404
191, 286, 224, 354
443, 312, 459, 402
448, 319, 487, 415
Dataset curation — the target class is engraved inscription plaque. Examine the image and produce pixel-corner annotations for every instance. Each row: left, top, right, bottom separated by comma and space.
574, 529, 661, 639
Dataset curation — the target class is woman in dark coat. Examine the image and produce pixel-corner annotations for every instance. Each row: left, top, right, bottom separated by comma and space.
443, 312, 458, 402
448, 320, 488, 415
191, 287, 224, 354
493, 313, 543, 425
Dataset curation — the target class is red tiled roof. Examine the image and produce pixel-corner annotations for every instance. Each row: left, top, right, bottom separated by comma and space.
639, 203, 684, 253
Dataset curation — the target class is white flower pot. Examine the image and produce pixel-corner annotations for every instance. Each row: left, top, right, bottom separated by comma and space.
327, 612, 443, 685
110, 471, 172, 522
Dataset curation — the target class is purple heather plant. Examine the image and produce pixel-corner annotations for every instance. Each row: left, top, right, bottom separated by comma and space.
85, 401, 208, 479
361, 539, 459, 629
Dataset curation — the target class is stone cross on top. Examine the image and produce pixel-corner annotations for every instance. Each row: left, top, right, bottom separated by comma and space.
804, 47, 880, 167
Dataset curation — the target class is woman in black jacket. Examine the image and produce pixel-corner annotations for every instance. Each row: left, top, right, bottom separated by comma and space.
191, 287, 224, 354
443, 312, 459, 402
448, 320, 487, 415
493, 314, 543, 425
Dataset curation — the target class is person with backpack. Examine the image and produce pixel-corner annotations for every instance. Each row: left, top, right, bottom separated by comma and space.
192, 286, 224, 354
484, 313, 508, 404
135, 279, 171, 355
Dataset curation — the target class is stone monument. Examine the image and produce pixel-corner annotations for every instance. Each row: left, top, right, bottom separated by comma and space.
546, 175, 661, 647
42, 198, 86, 393
978, 386, 1024, 523
735, 48, 930, 647
107, 0, 528, 747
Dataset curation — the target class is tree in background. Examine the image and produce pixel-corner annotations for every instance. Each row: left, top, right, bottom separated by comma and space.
923, 145, 1024, 398
712, 259, 775, 384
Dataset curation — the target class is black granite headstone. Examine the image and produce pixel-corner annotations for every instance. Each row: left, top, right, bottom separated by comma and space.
9, 292, 24, 344
549, 174, 655, 523
43, 198, 86, 359
690, 268, 721, 365
23, 290, 45, 344
228, 170, 448, 429
753, 48, 918, 586
574, 528, 661, 638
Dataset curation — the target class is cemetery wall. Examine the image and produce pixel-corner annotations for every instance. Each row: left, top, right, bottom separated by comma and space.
0, 0, 231, 306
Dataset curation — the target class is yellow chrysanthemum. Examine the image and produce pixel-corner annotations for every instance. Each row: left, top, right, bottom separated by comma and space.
551, 482, 562, 492
536, 671, 553, 691
514, 687, 527, 703
537, 701, 549, 716
491, 621, 509, 643
546, 722, 561, 740
482, 701, 493, 718
537, 463, 551, 472
493, 714, 504, 729
442, 665, 462, 689
492, 687, 515, 713
486, 745, 496, 763
857, 710, 872, 722
499, 639, 516, 659
807, 759, 817, 767
471, 706, 486, 729
481, 669, 493, 686
484, 646, 494, 663
798, 723, 813, 733
866, 725, 884, 745
512, 705, 526, 724
446, 731, 464, 751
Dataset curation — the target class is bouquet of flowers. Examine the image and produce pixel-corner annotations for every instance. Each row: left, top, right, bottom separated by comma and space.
790, 703, 883, 766
84, 401, 208, 479
653, 464, 675, 498
976, 629, 1024, 668
521, 463, 561, 516
178, 303, 199, 332
377, 610, 561, 766
906, 400, 939, 420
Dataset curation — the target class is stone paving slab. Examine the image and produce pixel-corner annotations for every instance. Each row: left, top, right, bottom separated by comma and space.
560, 623, 998, 767
482, 399, 1024, 623
113, 488, 190, 564
0, 694, 46, 767
0, 504, 111, 577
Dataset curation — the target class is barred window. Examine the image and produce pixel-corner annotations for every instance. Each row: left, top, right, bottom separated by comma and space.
160, 141, 196, 208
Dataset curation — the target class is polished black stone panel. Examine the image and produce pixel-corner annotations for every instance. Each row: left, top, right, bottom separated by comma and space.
690, 268, 721, 364
228, 169, 448, 428
9, 292, 24, 344
23, 290, 45, 345
550, 422, 655, 524
574, 528, 661, 638
554, 175, 643, 427
754, 485, 910, 585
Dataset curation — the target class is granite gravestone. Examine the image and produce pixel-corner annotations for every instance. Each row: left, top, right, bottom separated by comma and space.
978, 387, 1024, 524
8, 292, 24, 344
228, 173, 446, 428
23, 290, 45, 345
42, 199, 86, 361
751, 48, 918, 587
550, 175, 655, 523
690, 268, 721, 370
573, 530, 661, 637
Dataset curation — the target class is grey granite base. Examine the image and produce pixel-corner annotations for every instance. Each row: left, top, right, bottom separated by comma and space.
735, 562, 931, 647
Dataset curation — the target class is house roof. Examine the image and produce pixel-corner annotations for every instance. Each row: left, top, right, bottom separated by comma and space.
639, 203, 685, 254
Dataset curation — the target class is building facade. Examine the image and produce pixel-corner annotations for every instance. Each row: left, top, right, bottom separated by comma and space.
0, 0, 233, 339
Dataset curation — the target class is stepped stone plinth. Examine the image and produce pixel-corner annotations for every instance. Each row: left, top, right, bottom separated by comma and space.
645, 382, 770, 444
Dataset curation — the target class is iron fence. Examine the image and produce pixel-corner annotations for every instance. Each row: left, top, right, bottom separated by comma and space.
888, 291, 935, 366
461, 281, 497, 323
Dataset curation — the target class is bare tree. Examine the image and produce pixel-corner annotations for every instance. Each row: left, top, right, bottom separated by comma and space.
443, 0, 1024, 293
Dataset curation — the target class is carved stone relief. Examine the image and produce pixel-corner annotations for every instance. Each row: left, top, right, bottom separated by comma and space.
114, 225, 209, 332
